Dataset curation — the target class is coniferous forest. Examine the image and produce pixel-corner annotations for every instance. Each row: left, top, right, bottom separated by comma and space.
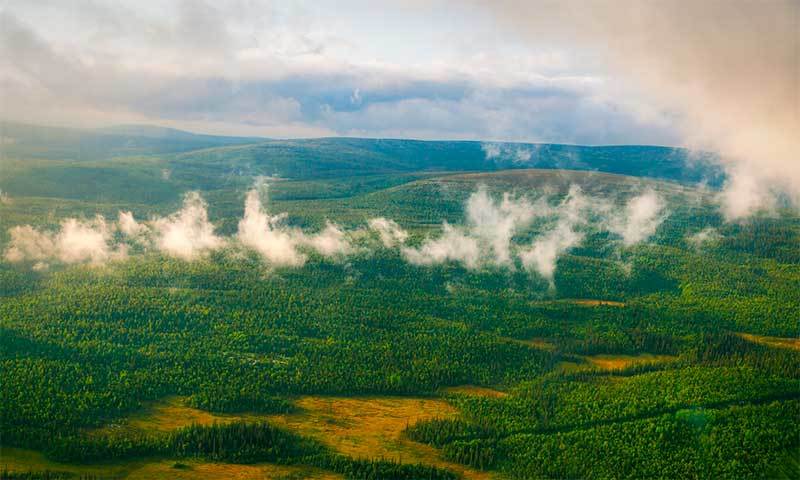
1, 125, 798, 479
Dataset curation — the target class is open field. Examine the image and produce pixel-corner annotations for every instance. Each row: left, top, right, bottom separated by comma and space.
10, 395, 477, 479
0, 447, 338, 479
266, 396, 495, 479
89, 396, 272, 438
739, 333, 800, 351
441, 385, 509, 398
565, 299, 626, 307
582, 353, 679, 370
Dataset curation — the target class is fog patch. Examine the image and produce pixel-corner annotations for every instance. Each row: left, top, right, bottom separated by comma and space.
519, 186, 590, 281
687, 227, 721, 249
4, 216, 125, 267
152, 192, 225, 260
368, 217, 409, 247
608, 190, 667, 246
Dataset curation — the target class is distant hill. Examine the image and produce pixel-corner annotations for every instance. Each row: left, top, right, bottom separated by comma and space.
171, 137, 725, 186
0, 122, 725, 205
0, 122, 263, 160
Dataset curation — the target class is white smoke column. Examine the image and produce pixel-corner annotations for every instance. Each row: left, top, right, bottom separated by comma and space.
237, 189, 307, 267
4, 216, 124, 266
403, 222, 481, 269
519, 185, 589, 280
609, 190, 666, 246
152, 192, 225, 260
368, 217, 409, 247
480, 0, 800, 219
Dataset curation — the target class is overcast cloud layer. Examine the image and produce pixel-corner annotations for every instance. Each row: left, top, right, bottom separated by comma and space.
0, 0, 678, 144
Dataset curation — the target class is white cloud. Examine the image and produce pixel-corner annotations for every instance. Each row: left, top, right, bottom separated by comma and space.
519, 185, 590, 280
483, 0, 800, 219
3, 184, 675, 284
152, 192, 225, 260
402, 186, 543, 268
301, 222, 353, 258
368, 217, 409, 247
237, 187, 353, 266
237, 188, 307, 267
403, 222, 481, 269
4, 216, 125, 266
118, 211, 149, 239
4, 225, 56, 263
608, 190, 666, 246
686, 227, 721, 249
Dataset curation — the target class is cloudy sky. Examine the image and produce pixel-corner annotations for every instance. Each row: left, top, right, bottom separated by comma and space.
1, 0, 797, 217
0, 0, 683, 144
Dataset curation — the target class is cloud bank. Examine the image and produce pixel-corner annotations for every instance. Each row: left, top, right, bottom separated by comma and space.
403, 186, 665, 276
5, 216, 126, 269
0, 1, 679, 143
4, 186, 668, 281
480, 0, 800, 219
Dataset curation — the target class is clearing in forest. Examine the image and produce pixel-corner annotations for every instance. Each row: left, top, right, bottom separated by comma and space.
0, 447, 338, 480
565, 299, 626, 307
267, 396, 495, 480
89, 396, 272, 437
441, 385, 509, 398
582, 353, 678, 370
738, 333, 800, 351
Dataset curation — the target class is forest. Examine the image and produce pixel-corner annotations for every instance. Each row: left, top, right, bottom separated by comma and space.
0, 124, 798, 479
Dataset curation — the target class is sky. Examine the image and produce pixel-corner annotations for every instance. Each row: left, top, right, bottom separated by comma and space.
0, 0, 797, 218
0, 0, 679, 143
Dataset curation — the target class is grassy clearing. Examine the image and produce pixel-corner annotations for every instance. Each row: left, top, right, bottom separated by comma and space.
505, 337, 557, 351
90, 396, 272, 437
0, 447, 337, 479
267, 396, 495, 479
124, 460, 339, 480
0, 446, 138, 477
9, 395, 492, 478
565, 299, 626, 307
739, 333, 800, 351
582, 354, 678, 370
441, 385, 509, 398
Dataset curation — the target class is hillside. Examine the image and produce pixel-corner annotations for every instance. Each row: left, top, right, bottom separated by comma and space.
0, 123, 724, 206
